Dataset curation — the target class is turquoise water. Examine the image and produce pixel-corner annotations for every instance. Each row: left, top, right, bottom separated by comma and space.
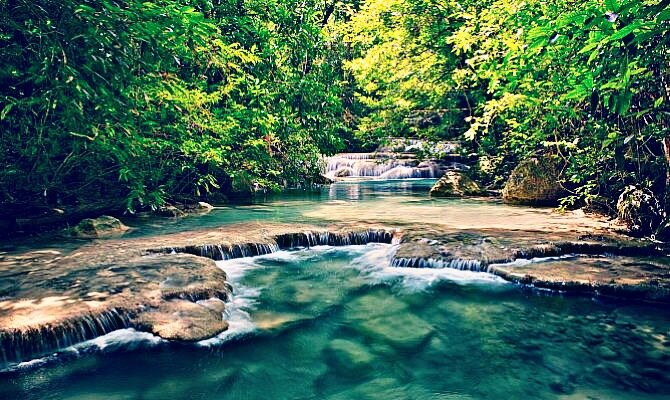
2, 180, 670, 399
2, 244, 670, 399
123, 179, 442, 237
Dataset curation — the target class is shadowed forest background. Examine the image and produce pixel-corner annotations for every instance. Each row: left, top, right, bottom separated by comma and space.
1, 0, 669, 234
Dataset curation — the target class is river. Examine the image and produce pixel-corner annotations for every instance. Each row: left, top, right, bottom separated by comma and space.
1, 179, 669, 399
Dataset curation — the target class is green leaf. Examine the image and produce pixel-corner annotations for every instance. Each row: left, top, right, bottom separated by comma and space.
608, 22, 641, 41
0, 102, 14, 120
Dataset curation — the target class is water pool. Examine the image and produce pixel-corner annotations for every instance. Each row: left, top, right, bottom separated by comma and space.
2, 243, 669, 399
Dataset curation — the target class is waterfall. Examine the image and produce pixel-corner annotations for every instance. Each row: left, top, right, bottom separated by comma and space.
325, 154, 445, 179
274, 229, 395, 249
151, 229, 399, 261
324, 139, 464, 179
391, 256, 484, 271
0, 308, 132, 366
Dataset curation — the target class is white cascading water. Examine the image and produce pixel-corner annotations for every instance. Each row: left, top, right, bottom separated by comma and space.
325, 154, 445, 179
324, 140, 462, 179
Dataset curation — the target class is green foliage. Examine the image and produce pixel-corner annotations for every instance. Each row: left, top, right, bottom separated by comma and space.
0, 0, 348, 210
343, 0, 670, 212
2, 0, 669, 221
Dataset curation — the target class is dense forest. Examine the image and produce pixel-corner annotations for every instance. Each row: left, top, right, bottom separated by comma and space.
1, 0, 669, 234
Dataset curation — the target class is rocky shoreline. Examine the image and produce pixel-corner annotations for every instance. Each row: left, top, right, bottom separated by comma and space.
1, 219, 669, 366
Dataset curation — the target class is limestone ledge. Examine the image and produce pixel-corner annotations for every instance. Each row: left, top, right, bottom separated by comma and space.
392, 230, 670, 303
0, 223, 397, 364
1, 221, 669, 366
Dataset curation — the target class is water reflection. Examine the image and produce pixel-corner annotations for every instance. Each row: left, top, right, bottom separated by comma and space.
327, 179, 436, 200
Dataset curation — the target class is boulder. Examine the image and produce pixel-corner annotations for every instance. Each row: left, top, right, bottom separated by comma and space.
135, 299, 228, 341
316, 174, 335, 184
616, 186, 663, 236
177, 201, 215, 214
195, 201, 214, 212
429, 171, 483, 197
502, 156, 564, 206
72, 215, 129, 238
156, 205, 186, 218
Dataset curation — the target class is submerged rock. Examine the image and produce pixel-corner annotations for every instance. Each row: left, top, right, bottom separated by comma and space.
502, 155, 564, 206
345, 292, 408, 321
358, 313, 434, 350
326, 338, 375, 372
253, 311, 311, 331
72, 215, 129, 238
429, 171, 483, 197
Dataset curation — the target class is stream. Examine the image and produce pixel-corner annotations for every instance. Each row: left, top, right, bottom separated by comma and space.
1, 179, 669, 399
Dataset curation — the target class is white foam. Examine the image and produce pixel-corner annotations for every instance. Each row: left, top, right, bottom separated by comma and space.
74, 328, 164, 351
487, 254, 577, 270
0, 328, 163, 373
197, 287, 258, 347
347, 243, 508, 291
1, 352, 65, 372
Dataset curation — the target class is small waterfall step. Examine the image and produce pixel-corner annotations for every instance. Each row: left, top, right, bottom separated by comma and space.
325, 139, 468, 180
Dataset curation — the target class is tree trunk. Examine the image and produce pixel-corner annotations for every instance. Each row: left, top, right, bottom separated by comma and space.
322, 1, 336, 26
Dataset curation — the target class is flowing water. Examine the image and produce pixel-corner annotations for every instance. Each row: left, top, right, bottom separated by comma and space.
2, 180, 670, 399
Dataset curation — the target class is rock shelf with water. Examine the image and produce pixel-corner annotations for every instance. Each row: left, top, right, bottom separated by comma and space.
392, 230, 670, 302
0, 224, 397, 365
2, 202, 670, 366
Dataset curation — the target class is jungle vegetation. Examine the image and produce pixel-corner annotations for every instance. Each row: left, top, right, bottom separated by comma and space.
1, 0, 669, 228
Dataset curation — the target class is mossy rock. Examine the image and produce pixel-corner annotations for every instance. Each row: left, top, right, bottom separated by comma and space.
72, 215, 128, 238
616, 186, 663, 236
156, 205, 186, 218
502, 156, 564, 206
429, 171, 483, 197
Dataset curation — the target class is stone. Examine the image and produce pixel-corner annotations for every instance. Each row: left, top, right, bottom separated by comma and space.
502, 155, 564, 206
156, 205, 186, 218
326, 338, 375, 372
357, 312, 434, 349
328, 378, 411, 400
549, 378, 575, 394
72, 215, 129, 238
335, 167, 353, 177
0, 252, 231, 362
253, 311, 310, 331
345, 292, 408, 321
429, 171, 483, 197
135, 299, 228, 341
616, 185, 663, 236
317, 174, 336, 184
196, 297, 227, 314
196, 201, 214, 212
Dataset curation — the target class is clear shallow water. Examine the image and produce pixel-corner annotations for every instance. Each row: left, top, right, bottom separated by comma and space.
124, 179, 442, 237
2, 244, 670, 399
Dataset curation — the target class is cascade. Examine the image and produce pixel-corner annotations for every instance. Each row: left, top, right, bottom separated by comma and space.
324, 140, 465, 179
325, 155, 446, 179
0, 308, 132, 366
391, 256, 484, 271
0, 229, 397, 366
